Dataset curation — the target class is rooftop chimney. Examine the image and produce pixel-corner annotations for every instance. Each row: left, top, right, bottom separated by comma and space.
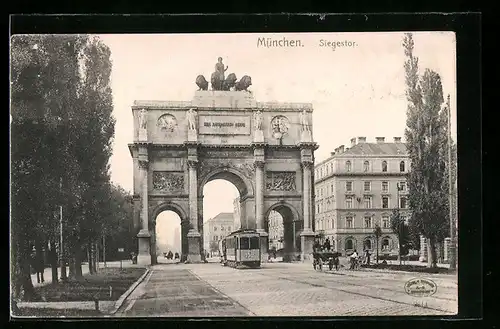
350, 137, 356, 147
393, 137, 402, 143
338, 145, 345, 153
330, 152, 336, 156
358, 137, 366, 143
376, 137, 385, 144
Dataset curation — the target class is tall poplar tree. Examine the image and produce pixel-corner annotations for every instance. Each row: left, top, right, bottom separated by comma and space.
402, 33, 450, 268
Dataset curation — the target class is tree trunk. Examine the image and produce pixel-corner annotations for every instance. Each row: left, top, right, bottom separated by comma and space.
376, 239, 379, 264
20, 241, 35, 301
49, 240, 58, 284
68, 254, 76, 280
87, 244, 94, 274
427, 237, 437, 268
74, 246, 83, 278
92, 242, 97, 273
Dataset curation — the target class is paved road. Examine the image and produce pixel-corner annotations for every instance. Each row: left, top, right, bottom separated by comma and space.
116, 261, 457, 317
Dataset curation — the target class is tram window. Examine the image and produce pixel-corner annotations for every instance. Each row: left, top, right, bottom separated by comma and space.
240, 237, 250, 249
250, 237, 260, 249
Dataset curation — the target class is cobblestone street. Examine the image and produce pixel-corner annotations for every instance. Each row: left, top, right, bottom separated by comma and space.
117, 261, 457, 317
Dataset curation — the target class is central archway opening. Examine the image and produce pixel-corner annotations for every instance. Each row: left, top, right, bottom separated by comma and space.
154, 210, 184, 264
202, 179, 240, 260
266, 204, 302, 262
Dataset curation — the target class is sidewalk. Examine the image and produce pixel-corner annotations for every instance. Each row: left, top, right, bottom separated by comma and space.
31, 260, 140, 288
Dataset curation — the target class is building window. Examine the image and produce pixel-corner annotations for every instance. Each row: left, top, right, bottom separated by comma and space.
382, 238, 390, 251
400, 161, 405, 172
331, 218, 335, 229
213, 236, 218, 241
399, 181, 407, 192
345, 239, 354, 250
331, 184, 334, 193
364, 161, 370, 172
364, 196, 372, 209
382, 161, 388, 172
400, 197, 407, 209
346, 216, 353, 228
382, 181, 388, 193
221, 226, 225, 231
346, 181, 353, 192
364, 216, 372, 228
382, 216, 389, 228
330, 163, 334, 173
214, 227, 218, 231
346, 161, 352, 172
382, 196, 389, 209
346, 197, 353, 209
317, 204, 320, 213
228, 226, 231, 232
364, 181, 371, 192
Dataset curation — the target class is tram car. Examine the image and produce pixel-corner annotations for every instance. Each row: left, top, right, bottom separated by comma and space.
220, 229, 261, 268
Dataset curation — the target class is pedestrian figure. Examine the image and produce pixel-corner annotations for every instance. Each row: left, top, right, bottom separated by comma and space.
364, 249, 371, 265
349, 249, 358, 270
31, 250, 44, 283
323, 238, 331, 251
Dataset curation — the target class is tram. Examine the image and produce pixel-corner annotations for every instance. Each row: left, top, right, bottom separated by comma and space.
219, 229, 261, 268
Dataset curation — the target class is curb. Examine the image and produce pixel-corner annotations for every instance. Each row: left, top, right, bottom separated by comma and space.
110, 267, 150, 315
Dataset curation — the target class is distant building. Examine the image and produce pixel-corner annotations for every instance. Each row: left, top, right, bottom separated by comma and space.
314, 137, 409, 256
268, 210, 284, 251
233, 197, 241, 230
203, 212, 234, 254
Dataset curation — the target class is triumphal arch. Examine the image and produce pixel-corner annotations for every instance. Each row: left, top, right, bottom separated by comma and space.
129, 63, 318, 265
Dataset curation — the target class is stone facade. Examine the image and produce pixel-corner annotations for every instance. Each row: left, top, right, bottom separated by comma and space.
314, 137, 410, 257
129, 91, 318, 265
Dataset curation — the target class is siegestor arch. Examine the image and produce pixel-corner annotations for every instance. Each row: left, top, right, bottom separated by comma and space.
151, 201, 189, 226
265, 201, 301, 223
198, 167, 254, 197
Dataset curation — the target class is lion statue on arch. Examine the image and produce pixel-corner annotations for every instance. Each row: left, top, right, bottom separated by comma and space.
235, 75, 252, 92
195, 75, 209, 91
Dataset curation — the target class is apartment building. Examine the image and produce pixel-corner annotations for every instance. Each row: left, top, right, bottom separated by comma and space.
314, 136, 410, 256
203, 212, 235, 253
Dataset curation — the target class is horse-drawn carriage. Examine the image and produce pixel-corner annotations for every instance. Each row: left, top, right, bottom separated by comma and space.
312, 250, 341, 271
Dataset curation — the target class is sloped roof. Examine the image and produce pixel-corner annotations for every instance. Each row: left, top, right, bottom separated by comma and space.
341, 142, 408, 156
208, 212, 234, 223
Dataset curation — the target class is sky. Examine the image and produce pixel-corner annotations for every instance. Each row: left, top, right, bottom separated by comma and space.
98, 32, 456, 245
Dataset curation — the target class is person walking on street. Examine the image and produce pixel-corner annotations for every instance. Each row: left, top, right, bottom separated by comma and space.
364, 249, 371, 265
349, 249, 358, 270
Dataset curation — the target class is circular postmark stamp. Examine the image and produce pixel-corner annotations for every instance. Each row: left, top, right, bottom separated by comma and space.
404, 278, 437, 297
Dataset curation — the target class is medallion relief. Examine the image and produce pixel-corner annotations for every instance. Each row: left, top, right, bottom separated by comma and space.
266, 171, 297, 191
157, 114, 178, 133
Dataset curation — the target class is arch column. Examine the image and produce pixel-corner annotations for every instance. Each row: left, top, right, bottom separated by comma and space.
137, 158, 151, 265
187, 159, 202, 262
300, 159, 315, 261
253, 141, 269, 262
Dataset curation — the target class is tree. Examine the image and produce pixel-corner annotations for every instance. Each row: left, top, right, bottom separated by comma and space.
11, 35, 116, 301
390, 209, 410, 265
403, 33, 451, 268
373, 225, 382, 264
